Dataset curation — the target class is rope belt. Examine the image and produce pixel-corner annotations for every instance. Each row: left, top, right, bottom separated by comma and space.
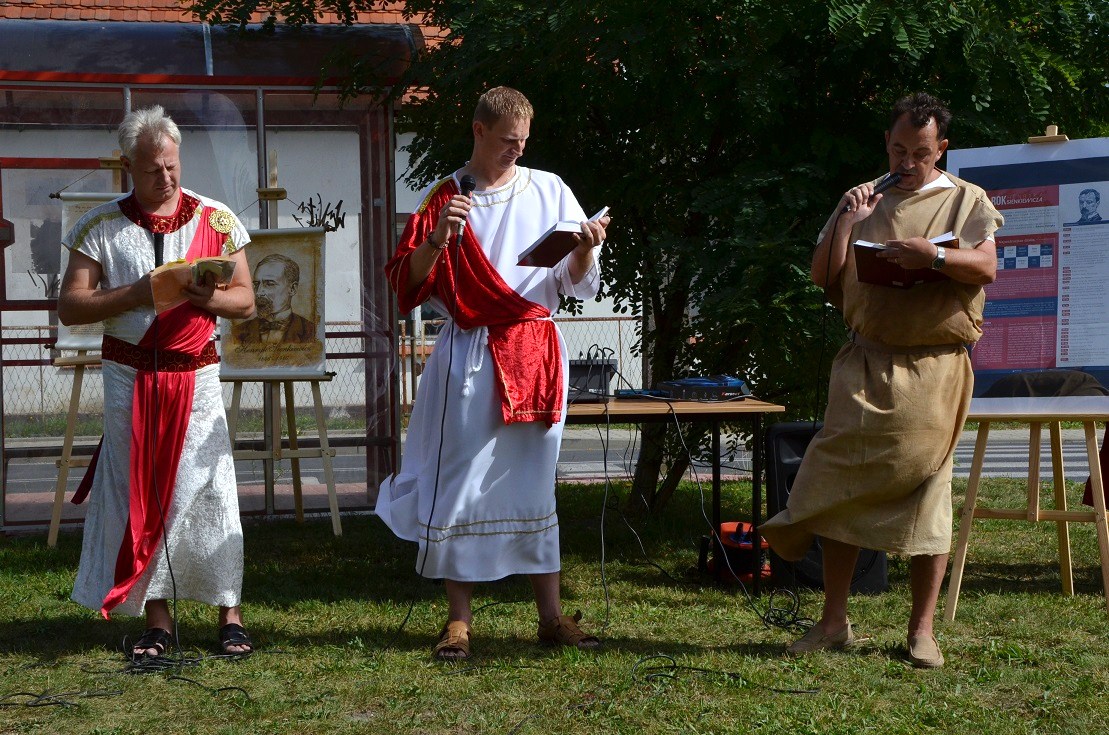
102, 335, 219, 372
849, 331, 966, 356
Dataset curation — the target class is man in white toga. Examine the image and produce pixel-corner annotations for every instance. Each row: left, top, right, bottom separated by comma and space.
378, 86, 610, 660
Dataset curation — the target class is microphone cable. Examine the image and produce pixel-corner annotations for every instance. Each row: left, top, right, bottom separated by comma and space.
394, 175, 473, 640
125, 231, 186, 673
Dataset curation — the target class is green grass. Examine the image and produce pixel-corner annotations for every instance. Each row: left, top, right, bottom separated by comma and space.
2, 479, 1109, 734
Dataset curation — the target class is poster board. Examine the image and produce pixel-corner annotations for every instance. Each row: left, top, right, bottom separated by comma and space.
55, 191, 122, 350
948, 137, 1109, 395
220, 227, 327, 377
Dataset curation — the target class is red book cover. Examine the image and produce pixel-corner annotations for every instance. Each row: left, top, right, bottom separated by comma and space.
853, 238, 956, 289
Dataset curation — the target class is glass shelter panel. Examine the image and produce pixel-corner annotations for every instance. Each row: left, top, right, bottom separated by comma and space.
130, 91, 261, 231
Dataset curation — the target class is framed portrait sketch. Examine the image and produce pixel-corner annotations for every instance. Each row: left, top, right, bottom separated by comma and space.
221, 227, 327, 377
56, 192, 121, 350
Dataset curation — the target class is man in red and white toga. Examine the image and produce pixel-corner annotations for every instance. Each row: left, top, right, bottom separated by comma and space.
378, 86, 610, 660
59, 106, 256, 658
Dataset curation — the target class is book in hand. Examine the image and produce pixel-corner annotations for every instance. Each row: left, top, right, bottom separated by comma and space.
517, 206, 609, 268
149, 255, 236, 313
853, 234, 957, 289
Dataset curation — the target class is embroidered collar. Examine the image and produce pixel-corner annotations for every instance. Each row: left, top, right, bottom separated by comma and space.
118, 190, 201, 234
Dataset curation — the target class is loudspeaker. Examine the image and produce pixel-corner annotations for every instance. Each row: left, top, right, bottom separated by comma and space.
568, 358, 617, 403
765, 421, 889, 595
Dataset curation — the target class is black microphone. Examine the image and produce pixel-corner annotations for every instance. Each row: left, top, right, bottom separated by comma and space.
841, 172, 903, 213
457, 174, 477, 246
152, 232, 165, 267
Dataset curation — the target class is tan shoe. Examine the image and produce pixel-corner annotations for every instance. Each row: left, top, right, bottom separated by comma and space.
434, 621, 471, 661
786, 621, 854, 655
537, 611, 600, 650
907, 634, 944, 669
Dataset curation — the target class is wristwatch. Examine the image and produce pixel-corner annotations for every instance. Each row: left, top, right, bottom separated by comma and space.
931, 245, 946, 270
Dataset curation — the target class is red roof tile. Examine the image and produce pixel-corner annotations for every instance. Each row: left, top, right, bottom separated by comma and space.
0, 2, 442, 64
0, 0, 430, 30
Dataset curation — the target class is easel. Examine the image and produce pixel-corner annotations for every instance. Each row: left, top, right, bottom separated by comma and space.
221, 371, 342, 536
945, 397, 1109, 620
944, 125, 1109, 618
47, 350, 101, 547
223, 177, 340, 533
47, 159, 124, 545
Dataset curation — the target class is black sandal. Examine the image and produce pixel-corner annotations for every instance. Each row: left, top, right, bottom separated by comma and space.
131, 627, 172, 659
218, 623, 254, 655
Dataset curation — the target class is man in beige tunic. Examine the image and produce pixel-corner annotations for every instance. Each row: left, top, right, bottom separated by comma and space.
760, 93, 1003, 668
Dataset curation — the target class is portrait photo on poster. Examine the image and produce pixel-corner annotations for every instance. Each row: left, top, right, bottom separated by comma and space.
221, 227, 326, 377
1064, 185, 1106, 226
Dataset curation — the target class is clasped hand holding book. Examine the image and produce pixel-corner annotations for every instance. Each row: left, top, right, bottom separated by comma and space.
516, 206, 609, 268
149, 255, 236, 313
853, 232, 956, 289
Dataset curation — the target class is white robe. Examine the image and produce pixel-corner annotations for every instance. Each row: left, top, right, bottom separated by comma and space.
376, 167, 602, 581
66, 190, 248, 616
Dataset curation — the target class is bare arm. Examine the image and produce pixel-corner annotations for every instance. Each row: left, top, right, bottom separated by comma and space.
182, 247, 256, 319
57, 249, 152, 325
567, 215, 610, 284
404, 193, 473, 293
811, 182, 883, 288
877, 236, 997, 285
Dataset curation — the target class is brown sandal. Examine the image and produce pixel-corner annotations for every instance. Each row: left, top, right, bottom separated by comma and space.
537, 611, 600, 650
434, 621, 471, 661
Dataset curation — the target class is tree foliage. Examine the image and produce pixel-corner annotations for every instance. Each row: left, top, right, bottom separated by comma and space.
194, 0, 1108, 510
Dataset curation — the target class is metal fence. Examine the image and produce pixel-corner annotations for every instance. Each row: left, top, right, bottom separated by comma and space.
1, 324, 371, 439
395, 316, 643, 409
2, 316, 642, 436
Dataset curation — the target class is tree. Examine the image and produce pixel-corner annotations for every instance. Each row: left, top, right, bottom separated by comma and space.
194, 0, 1109, 511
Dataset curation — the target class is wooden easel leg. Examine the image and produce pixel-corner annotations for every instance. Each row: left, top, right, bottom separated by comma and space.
49, 361, 85, 548
284, 381, 304, 523
1049, 422, 1074, 596
311, 380, 342, 537
1026, 422, 1042, 522
266, 381, 281, 516
228, 381, 243, 440
946, 421, 991, 622
1083, 422, 1109, 617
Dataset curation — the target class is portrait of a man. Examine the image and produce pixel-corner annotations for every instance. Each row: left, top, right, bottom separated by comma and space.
1066, 188, 1103, 226
232, 253, 317, 344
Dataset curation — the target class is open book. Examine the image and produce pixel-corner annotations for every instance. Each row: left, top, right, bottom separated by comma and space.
149, 255, 236, 313
517, 206, 609, 268
853, 233, 957, 289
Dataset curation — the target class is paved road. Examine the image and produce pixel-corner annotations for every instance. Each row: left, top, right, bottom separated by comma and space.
4, 427, 1101, 495
555, 427, 1100, 482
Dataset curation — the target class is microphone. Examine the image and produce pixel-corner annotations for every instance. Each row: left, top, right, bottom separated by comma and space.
152, 232, 165, 267
457, 174, 477, 246
841, 172, 902, 213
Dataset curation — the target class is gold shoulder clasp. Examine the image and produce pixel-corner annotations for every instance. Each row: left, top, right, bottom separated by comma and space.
208, 209, 235, 235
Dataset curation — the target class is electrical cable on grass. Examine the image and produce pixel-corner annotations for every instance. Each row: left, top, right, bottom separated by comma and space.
631, 654, 819, 694
0, 689, 124, 708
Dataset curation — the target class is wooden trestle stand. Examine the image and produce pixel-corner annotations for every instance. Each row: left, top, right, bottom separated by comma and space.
47, 350, 100, 547
221, 372, 342, 536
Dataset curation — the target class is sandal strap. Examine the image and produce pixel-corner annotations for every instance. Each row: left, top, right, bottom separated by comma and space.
538, 611, 598, 647
132, 627, 172, 656
434, 621, 471, 658
219, 623, 254, 653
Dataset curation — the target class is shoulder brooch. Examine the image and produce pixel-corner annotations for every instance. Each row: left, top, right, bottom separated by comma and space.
208, 209, 235, 235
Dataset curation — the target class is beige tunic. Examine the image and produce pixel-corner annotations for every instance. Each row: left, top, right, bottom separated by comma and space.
761, 173, 1003, 560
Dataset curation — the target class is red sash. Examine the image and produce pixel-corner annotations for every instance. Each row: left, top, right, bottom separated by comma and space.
385, 178, 564, 425
92, 203, 226, 618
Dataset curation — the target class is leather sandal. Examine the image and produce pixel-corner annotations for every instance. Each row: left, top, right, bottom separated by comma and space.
537, 611, 600, 650
218, 623, 254, 656
131, 627, 172, 660
434, 621, 471, 661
